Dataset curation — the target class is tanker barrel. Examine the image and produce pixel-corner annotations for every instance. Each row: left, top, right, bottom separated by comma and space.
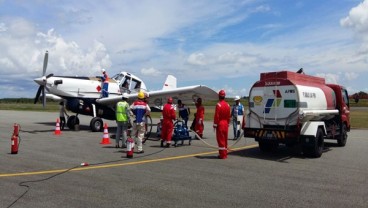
299, 109, 339, 121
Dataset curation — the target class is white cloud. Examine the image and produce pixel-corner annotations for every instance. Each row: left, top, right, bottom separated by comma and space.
187, 53, 207, 66
141, 67, 162, 77
315, 73, 339, 84
217, 51, 258, 65
0, 22, 7, 32
7, 18, 36, 38
212, 85, 248, 98
0, 22, 111, 77
339, 0, 368, 74
344, 72, 358, 81
340, 0, 368, 34
0, 57, 15, 69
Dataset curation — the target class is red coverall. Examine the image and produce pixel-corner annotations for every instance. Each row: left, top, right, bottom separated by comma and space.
213, 99, 231, 159
161, 103, 176, 144
195, 103, 205, 137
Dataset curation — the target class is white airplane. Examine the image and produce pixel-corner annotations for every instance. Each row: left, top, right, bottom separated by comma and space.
34, 51, 218, 132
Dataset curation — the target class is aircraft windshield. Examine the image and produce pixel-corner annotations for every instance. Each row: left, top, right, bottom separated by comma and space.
111, 73, 145, 93
111, 74, 124, 82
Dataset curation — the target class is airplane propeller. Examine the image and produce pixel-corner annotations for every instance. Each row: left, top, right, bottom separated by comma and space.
34, 51, 53, 107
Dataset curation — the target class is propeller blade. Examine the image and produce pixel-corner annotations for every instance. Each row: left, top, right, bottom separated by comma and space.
42, 50, 48, 76
46, 73, 54, 78
34, 86, 43, 104
42, 87, 46, 108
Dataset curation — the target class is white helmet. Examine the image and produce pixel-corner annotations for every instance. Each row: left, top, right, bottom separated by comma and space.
234, 96, 240, 101
102, 68, 106, 73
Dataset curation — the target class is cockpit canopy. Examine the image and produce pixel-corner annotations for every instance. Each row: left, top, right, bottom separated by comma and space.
111, 72, 147, 94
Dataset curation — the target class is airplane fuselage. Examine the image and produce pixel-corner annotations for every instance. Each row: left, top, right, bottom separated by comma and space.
65, 97, 116, 120
34, 72, 148, 131
34, 76, 121, 99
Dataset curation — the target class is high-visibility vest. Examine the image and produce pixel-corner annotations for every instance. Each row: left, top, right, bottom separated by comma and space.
103, 73, 109, 83
116, 101, 129, 122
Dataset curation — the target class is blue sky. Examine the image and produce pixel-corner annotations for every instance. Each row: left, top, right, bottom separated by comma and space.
0, 0, 367, 99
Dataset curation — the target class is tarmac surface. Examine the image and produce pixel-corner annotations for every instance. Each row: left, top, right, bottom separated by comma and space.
0, 110, 367, 208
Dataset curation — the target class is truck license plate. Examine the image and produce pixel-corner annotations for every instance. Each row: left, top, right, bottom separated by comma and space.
265, 131, 273, 139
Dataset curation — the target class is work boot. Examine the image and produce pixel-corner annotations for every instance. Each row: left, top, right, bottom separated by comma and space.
160, 140, 164, 147
165, 143, 170, 148
217, 155, 227, 159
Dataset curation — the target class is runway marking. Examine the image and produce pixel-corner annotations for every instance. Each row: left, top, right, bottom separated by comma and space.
0, 144, 258, 178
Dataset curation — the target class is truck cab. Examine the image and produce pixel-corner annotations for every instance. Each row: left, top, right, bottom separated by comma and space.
325, 84, 350, 144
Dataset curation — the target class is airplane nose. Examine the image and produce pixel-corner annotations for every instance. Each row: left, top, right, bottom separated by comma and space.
34, 77, 44, 85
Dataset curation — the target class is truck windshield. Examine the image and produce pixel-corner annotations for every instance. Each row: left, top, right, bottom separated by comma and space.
342, 89, 349, 107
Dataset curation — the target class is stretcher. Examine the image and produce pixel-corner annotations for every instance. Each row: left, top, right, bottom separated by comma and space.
172, 120, 192, 147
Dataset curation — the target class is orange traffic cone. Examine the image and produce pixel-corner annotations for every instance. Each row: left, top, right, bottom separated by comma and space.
54, 118, 61, 135
100, 123, 111, 144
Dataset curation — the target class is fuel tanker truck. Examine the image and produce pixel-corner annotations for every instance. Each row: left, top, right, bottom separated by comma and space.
244, 70, 350, 157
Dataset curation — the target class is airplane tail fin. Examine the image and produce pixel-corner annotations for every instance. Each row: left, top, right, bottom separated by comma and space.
162, 75, 177, 90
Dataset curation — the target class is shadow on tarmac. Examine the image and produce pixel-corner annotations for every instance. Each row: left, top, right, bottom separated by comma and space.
20, 129, 54, 133
195, 155, 219, 159
228, 144, 334, 162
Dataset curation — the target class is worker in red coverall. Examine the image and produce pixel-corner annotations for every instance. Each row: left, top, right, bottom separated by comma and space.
194, 97, 205, 138
213, 90, 231, 159
161, 97, 176, 148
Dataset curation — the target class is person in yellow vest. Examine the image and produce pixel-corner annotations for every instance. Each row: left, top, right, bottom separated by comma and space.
115, 93, 130, 148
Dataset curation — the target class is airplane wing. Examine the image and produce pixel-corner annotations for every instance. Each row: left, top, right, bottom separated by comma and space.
96, 85, 218, 107
148, 85, 218, 107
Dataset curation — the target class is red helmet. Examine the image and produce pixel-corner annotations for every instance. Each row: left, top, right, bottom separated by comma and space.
196, 97, 202, 104
167, 97, 173, 104
219, 90, 226, 97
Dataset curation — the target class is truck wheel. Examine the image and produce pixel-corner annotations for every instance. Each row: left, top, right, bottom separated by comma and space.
304, 128, 324, 158
337, 124, 347, 147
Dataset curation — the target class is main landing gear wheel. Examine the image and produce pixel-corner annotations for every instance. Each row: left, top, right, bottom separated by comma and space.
90, 117, 103, 132
67, 115, 80, 130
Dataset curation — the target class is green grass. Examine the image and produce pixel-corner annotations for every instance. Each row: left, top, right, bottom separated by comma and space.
350, 110, 368, 129
0, 103, 59, 112
349, 98, 368, 107
1, 98, 367, 128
